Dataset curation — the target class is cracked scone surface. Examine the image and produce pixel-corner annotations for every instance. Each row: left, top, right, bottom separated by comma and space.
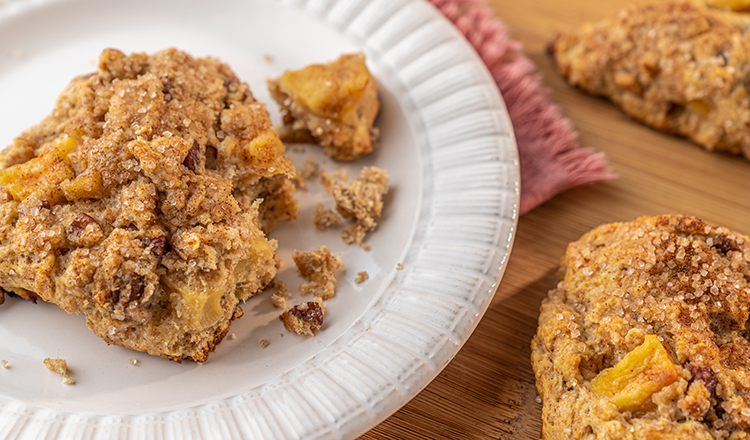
268, 53, 380, 161
548, 1, 750, 159
0, 48, 298, 362
531, 215, 750, 439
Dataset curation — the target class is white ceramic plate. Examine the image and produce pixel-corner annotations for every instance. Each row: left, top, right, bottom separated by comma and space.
0, 0, 519, 438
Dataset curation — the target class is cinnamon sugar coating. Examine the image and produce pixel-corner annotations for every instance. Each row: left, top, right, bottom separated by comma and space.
549, 1, 750, 158
0, 48, 298, 362
532, 215, 750, 439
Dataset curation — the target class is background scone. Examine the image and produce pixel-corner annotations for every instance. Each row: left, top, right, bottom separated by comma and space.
268, 53, 380, 161
0, 48, 297, 362
548, 1, 750, 159
532, 215, 750, 438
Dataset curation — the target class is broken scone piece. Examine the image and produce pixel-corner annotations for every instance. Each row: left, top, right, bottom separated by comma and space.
292, 245, 344, 301
280, 299, 325, 336
268, 53, 380, 161
0, 48, 297, 362
532, 215, 750, 438
331, 167, 389, 248
549, 1, 750, 159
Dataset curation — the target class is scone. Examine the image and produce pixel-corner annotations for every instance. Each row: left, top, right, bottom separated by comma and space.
531, 215, 750, 438
0, 48, 298, 362
548, 1, 750, 159
267, 53, 380, 161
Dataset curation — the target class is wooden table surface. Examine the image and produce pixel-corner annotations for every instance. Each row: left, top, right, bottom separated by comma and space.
361, 0, 750, 438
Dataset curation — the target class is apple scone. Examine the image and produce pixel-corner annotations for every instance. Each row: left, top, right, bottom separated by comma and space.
548, 1, 750, 159
532, 215, 750, 438
268, 53, 380, 161
0, 48, 298, 362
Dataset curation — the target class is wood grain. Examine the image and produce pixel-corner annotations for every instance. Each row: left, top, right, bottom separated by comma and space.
360, 0, 750, 438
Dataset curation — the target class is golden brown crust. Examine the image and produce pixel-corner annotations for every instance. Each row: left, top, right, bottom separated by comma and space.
548, 1, 750, 158
268, 53, 380, 161
0, 48, 296, 362
531, 215, 750, 439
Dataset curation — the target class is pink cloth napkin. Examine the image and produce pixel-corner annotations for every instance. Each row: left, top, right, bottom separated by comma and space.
430, 0, 616, 214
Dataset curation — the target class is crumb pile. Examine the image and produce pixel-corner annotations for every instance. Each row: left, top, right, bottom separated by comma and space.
0, 48, 298, 362
278, 245, 344, 336
532, 215, 750, 438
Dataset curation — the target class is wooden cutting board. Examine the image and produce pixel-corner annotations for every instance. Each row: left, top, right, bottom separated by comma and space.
362, 0, 750, 438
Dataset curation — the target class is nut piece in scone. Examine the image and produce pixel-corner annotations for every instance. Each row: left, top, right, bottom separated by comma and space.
548, 1, 750, 159
268, 53, 380, 161
531, 215, 750, 438
0, 48, 294, 362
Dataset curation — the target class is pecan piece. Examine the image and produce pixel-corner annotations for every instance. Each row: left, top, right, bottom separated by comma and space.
68, 213, 97, 238
142, 235, 168, 257
183, 139, 201, 172
129, 276, 145, 304
688, 364, 718, 404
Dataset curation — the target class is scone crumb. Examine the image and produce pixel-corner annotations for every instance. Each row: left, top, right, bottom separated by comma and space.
262, 53, 273, 63
355, 271, 369, 284
293, 246, 344, 300
271, 280, 292, 309
332, 166, 389, 247
127, 357, 139, 366
1, 360, 8, 369
62, 375, 75, 385
230, 333, 237, 340
396, 263, 403, 270
313, 203, 342, 230
320, 170, 348, 194
299, 156, 319, 180
280, 300, 325, 336
43, 358, 68, 376
260, 339, 270, 348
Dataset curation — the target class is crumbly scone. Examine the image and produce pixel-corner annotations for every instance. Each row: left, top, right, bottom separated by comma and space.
332, 166, 388, 247
0, 48, 297, 362
548, 1, 750, 159
531, 215, 750, 439
268, 53, 380, 161
292, 245, 344, 301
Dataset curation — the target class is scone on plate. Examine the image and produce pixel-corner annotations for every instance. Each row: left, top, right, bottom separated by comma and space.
532, 215, 750, 438
268, 53, 380, 161
0, 48, 298, 362
548, 1, 750, 159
